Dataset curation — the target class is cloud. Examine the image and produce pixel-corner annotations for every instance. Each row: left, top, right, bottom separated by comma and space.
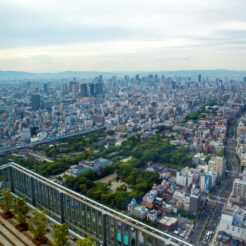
0, 0, 246, 71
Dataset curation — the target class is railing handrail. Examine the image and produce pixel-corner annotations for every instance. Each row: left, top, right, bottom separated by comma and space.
0, 162, 193, 246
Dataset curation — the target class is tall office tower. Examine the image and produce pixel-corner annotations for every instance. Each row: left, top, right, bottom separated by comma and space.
30, 126, 39, 137
43, 83, 48, 93
71, 82, 79, 99
198, 74, 201, 83
154, 74, 159, 83
89, 83, 95, 96
135, 74, 140, 83
208, 156, 225, 178
244, 77, 246, 83
95, 82, 104, 96
31, 94, 41, 111
98, 74, 103, 82
189, 187, 201, 213
80, 83, 88, 97
61, 82, 68, 96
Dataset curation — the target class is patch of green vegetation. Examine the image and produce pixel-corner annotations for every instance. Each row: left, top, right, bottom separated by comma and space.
131, 137, 193, 168
216, 149, 225, 157
4, 130, 193, 210
177, 208, 195, 219
183, 111, 203, 123
206, 98, 226, 107
64, 162, 159, 210
3, 155, 70, 176
40, 130, 112, 158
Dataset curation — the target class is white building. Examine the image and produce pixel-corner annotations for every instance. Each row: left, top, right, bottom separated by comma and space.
208, 170, 217, 187
21, 128, 31, 142
219, 205, 246, 242
233, 177, 246, 201
199, 175, 206, 192
176, 171, 187, 187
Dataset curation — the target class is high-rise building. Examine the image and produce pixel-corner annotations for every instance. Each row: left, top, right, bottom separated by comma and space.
61, 82, 68, 96
233, 178, 246, 200
71, 81, 79, 99
31, 94, 41, 111
198, 74, 201, 83
95, 82, 103, 96
176, 170, 187, 187
189, 187, 201, 213
43, 83, 48, 93
80, 83, 88, 97
208, 156, 225, 178
30, 126, 39, 137
154, 74, 159, 82
200, 173, 212, 193
89, 83, 95, 96
21, 128, 31, 142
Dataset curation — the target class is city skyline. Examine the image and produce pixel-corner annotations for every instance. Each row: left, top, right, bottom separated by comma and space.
1, 0, 246, 72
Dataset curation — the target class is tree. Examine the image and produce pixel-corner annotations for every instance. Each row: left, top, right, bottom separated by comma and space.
29, 209, 48, 241
53, 223, 69, 246
0, 189, 14, 214
75, 237, 96, 246
13, 197, 28, 225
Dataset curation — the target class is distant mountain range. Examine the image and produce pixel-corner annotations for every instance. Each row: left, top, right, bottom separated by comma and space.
0, 69, 246, 80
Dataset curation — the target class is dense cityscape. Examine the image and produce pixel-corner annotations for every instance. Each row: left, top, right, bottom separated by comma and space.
0, 73, 246, 245
1, 0, 246, 245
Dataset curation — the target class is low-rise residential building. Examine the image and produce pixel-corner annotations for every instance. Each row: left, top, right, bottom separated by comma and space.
128, 199, 148, 220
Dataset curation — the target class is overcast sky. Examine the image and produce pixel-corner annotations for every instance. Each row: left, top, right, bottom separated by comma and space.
1, 0, 246, 72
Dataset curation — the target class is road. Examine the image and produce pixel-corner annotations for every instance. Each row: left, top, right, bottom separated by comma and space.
189, 203, 215, 245
204, 118, 240, 245
190, 118, 240, 245
0, 127, 104, 155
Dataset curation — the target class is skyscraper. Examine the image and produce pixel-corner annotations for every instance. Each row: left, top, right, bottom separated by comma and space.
31, 94, 41, 111
198, 74, 201, 83
80, 83, 88, 97
89, 83, 95, 96
95, 82, 103, 96
43, 83, 48, 93
71, 81, 79, 99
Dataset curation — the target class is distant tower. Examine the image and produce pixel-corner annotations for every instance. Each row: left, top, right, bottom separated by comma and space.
95, 82, 104, 96
80, 83, 88, 97
198, 74, 202, 83
31, 94, 41, 111
136, 74, 140, 82
61, 82, 68, 96
71, 81, 79, 99
43, 83, 48, 93
154, 74, 158, 83
89, 83, 95, 96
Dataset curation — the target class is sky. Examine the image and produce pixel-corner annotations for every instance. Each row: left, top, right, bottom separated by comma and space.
1, 0, 246, 72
